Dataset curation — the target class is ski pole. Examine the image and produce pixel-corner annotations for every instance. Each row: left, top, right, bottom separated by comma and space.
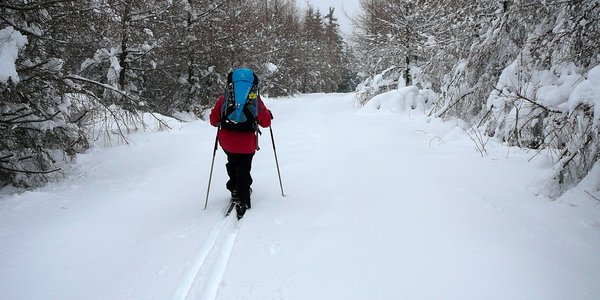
204, 128, 219, 210
270, 126, 285, 197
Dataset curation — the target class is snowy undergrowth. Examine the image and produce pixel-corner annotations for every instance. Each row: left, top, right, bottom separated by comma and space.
1, 93, 599, 300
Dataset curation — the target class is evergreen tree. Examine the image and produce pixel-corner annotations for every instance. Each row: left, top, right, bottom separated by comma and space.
322, 7, 344, 93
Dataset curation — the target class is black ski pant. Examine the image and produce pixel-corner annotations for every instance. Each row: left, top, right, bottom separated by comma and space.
224, 151, 254, 207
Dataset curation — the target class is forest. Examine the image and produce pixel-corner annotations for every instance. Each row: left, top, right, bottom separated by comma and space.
1, 0, 352, 188
1, 0, 599, 197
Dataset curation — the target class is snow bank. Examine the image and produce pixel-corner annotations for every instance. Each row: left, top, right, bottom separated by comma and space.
0, 26, 28, 85
354, 66, 401, 105
363, 86, 437, 114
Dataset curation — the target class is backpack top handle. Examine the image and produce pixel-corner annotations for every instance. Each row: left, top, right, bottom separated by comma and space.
227, 68, 259, 85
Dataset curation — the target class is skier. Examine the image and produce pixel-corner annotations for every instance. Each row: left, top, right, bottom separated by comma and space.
209, 68, 272, 218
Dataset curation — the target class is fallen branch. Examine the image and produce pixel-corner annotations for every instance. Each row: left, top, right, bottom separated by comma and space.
585, 190, 600, 202
429, 136, 443, 148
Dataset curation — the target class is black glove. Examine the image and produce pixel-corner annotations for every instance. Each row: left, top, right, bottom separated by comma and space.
269, 110, 274, 120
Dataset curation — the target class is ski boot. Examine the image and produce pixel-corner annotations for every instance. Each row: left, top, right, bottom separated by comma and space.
235, 202, 248, 220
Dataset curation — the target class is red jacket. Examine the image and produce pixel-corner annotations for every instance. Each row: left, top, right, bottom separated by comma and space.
209, 95, 272, 154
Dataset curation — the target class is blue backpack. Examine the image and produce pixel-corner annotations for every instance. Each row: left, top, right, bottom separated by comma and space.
220, 68, 259, 132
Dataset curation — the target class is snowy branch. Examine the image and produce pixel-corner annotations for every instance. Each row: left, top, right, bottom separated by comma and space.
493, 86, 563, 114
65, 74, 171, 130
0, 111, 61, 125
0, 0, 74, 11
0, 154, 61, 175
0, 164, 61, 175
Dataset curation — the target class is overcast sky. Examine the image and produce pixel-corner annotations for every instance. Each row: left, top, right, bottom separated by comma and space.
298, 0, 361, 37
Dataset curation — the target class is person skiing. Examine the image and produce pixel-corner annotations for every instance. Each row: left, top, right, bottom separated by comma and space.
209, 68, 272, 219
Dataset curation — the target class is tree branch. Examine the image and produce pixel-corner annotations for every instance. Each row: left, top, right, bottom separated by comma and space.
0, 0, 75, 11
0, 111, 61, 125
0, 164, 61, 175
65, 74, 171, 130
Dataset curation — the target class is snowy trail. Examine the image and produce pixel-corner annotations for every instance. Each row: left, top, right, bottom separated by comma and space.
1, 93, 599, 300
173, 215, 238, 300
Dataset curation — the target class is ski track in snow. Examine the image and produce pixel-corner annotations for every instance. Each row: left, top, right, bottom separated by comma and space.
173, 213, 241, 300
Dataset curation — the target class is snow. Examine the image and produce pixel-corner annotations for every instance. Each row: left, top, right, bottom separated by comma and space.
0, 26, 28, 84
568, 64, 600, 126
363, 86, 434, 114
1, 93, 599, 300
537, 63, 583, 108
491, 55, 599, 126
265, 62, 278, 74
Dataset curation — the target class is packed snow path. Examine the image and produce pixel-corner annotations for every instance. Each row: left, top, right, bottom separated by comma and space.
1, 93, 599, 300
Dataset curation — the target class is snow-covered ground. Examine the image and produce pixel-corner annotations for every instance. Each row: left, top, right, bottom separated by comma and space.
1, 93, 599, 300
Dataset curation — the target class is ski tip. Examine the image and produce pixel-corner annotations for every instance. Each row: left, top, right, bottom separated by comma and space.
225, 202, 237, 218
235, 204, 247, 220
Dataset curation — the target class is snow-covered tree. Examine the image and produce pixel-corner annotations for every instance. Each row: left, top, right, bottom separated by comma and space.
353, 0, 600, 196
480, 0, 600, 195
141, 0, 228, 115
1, 1, 89, 187
353, 0, 445, 104
75, 0, 168, 111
